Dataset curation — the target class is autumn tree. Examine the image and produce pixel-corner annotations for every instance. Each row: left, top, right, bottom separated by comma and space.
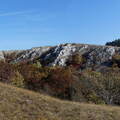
46, 66, 74, 99
67, 53, 86, 69
0, 61, 15, 83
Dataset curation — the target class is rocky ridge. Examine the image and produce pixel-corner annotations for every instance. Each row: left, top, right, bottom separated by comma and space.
0, 43, 119, 68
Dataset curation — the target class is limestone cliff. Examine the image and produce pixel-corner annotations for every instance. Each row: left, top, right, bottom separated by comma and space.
0, 43, 119, 68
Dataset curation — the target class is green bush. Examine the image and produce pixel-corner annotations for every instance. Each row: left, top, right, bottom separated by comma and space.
67, 53, 86, 69
112, 54, 120, 67
87, 92, 105, 104
71, 53, 83, 64
10, 71, 25, 88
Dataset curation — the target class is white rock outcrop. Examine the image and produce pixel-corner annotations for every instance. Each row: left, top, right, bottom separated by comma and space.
0, 43, 119, 68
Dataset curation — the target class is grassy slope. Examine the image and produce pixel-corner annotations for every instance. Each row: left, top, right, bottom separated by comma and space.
0, 83, 119, 120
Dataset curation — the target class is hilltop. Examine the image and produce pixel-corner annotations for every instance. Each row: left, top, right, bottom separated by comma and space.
0, 43, 119, 68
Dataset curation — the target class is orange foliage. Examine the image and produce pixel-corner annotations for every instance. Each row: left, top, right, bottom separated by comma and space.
47, 67, 74, 96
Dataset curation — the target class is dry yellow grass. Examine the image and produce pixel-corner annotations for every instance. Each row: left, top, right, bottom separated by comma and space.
0, 82, 119, 120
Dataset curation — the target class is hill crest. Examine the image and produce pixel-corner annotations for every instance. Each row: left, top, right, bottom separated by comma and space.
0, 43, 119, 68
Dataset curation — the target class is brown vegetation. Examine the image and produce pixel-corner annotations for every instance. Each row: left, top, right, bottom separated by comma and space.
0, 53, 120, 106
0, 82, 120, 120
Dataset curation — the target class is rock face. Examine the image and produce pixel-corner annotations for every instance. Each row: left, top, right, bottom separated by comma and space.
14, 47, 51, 62
1, 43, 120, 68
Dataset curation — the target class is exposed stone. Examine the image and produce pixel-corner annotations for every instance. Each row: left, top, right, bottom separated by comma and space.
0, 43, 119, 68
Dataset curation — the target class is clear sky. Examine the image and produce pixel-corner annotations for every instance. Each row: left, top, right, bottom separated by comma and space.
0, 0, 120, 50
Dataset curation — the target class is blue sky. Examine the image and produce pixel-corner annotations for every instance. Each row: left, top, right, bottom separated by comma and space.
0, 0, 120, 50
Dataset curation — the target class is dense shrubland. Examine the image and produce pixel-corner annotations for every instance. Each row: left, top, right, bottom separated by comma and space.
0, 53, 120, 105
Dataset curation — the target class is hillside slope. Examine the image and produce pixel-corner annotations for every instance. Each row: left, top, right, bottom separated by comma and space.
0, 83, 120, 120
